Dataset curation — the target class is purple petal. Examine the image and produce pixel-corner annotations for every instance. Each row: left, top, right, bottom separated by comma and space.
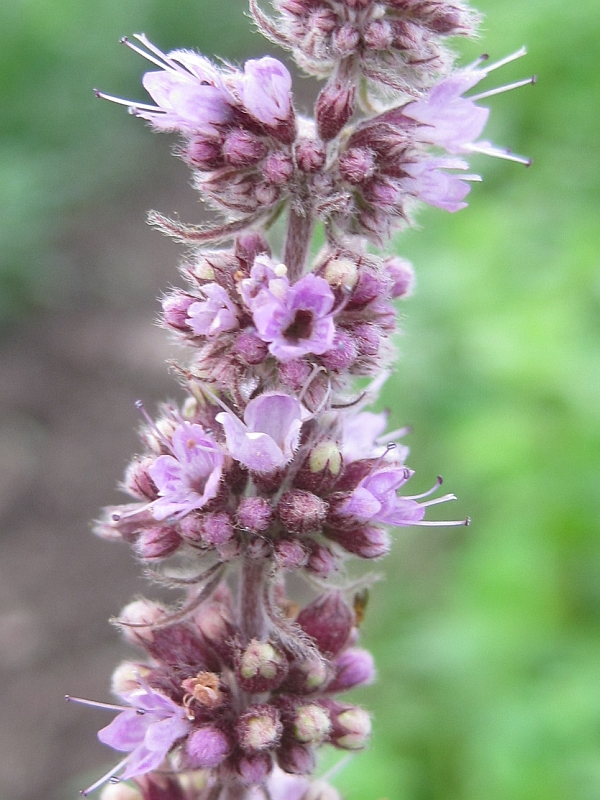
238, 57, 292, 126
98, 710, 149, 751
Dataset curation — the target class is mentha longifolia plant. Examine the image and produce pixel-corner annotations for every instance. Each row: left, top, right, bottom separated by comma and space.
67, 2, 534, 799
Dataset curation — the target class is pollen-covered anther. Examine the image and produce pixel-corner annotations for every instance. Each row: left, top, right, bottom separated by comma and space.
181, 671, 224, 708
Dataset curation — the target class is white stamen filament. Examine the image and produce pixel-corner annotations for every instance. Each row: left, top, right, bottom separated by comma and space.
94, 90, 163, 114
133, 33, 198, 78
466, 144, 531, 166
403, 475, 442, 500
469, 75, 536, 102
135, 400, 174, 452
484, 46, 527, 74
65, 695, 134, 713
419, 492, 457, 508
416, 517, 471, 527
81, 755, 131, 796
120, 36, 175, 73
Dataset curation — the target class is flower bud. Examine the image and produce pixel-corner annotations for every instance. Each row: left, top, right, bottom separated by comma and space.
331, 24, 360, 56
319, 331, 358, 372
184, 136, 224, 170
118, 599, 166, 644
292, 703, 331, 744
323, 257, 359, 291
306, 542, 338, 578
328, 647, 376, 692
350, 267, 388, 306
316, 80, 355, 141
295, 441, 342, 495
278, 358, 312, 391
134, 525, 182, 560
275, 538, 309, 571
383, 256, 415, 298
186, 725, 231, 768
101, 784, 142, 800
363, 19, 394, 50
255, 181, 281, 206
295, 138, 326, 173
326, 524, 391, 559
162, 292, 195, 332
283, 655, 330, 694
339, 147, 376, 185
296, 593, 354, 657
278, 490, 328, 535
329, 704, 371, 750
110, 661, 149, 695
263, 152, 294, 185
234, 329, 269, 365
237, 639, 288, 693
201, 511, 234, 545
236, 705, 283, 753
237, 496, 273, 532
237, 752, 273, 785
194, 600, 237, 666
353, 322, 380, 357
235, 231, 271, 266
277, 740, 315, 775
223, 129, 267, 167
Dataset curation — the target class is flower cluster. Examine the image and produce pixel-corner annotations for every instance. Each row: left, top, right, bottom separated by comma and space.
77, 1, 532, 798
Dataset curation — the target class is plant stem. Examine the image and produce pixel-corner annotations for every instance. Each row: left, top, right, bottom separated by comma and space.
239, 556, 268, 641
284, 206, 313, 281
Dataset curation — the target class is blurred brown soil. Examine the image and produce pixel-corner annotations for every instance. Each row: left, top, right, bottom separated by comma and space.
0, 167, 202, 800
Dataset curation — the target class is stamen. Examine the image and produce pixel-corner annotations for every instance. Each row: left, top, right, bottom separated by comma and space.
132, 33, 197, 77
419, 492, 457, 507
93, 89, 163, 114
120, 36, 174, 72
466, 143, 531, 166
65, 695, 132, 713
403, 475, 443, 500
466, 53, 489, 70
135, 400, 173, 451
484, 46, 527, 74
415, 517, 471, 527
81, 756, 131, 796
469, 75, 536, 102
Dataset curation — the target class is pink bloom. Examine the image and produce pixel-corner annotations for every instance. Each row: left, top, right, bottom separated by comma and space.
216, 392, 303, 473
187, 283, 239, 338
234, 57, 293, 127
338, 467, 425, 527
149, 422, 224, 520
95, 683, 191, 788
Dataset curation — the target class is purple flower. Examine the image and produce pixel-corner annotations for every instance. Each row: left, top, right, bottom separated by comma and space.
341, 411, 409, 463
186, 283, 239, 338
97, 682, 191, 784
216, 392, 303, 473
401, 157, 476, 212
149, 422, 224, 520
234, 57, 293, 127
338, 467, 425, 527
244, 264, 336, 362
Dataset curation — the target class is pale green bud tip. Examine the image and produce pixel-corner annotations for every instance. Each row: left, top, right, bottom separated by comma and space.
337, 707, 372, 749
309, 440, 342, 475
294, 703, 331, 743
324, 257, 358, 291
240, 639, 282, 679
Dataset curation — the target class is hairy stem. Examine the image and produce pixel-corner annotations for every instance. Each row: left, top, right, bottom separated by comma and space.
284, 206, 314, 281
239, 556, 269, 641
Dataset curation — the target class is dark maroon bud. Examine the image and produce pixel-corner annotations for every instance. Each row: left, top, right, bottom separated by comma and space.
236, 704, 283, 753
316, 80, 355, 141
161, 291, 195, 332
278, 490, 328, 535
234, 329, 269, 365
123, 457, 158, 501
353, 323, 380, 357
383, 255, 415, 298
277, 740, 315, 775
183, 136, 224, 170
237, 751, 273, 785
296, 592, 354, 657
134, 525, 182, 560
295, 138, 326, 173
319, 330, 358, 372
186, 725, 231, 768
332, 458, 376, 492
223, 129, 267, 167
179, 513, 204, 544
325, 524, 390, 559
350, 267, 387, 306
305, 541, 337, 578
236, 639, 288, 693
331, 23, 360, 56
320, 700, 371, 750
278, 358, 312, 391
201, 511, 234, 545
274, 538, 309, 571
295, 441, 343, 495
150, 622, 215, 669
252, 467, 287, 494
263, 152, 294, 185
327, 647, 376, 692
363, 18, 393, 50
194, 600, 237, 666
339, 147, 377, 184
237, 496, 273, 533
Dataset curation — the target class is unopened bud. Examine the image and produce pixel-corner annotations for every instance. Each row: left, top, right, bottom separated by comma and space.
332, 23, 360, 56
350, 267, 387, 306
237, 640, 288, 692
134, 525, 181, 560
353, 322, 380, 357
110, 661, 148, 696
234, 329, 269, 365
320, 330, 358, 372
364, 19, 394, 50
278, 359, 313, 391
118, 599, 165, 644
323, 257, 359, 291
283, 655, 330, 694
293, 703, 331, 744
275, 538, 309, 571
332, 706, 371, 750
326, 524, 391, 559
263, 152, 294, 185
383, 256, 415, 299
277, 740, 315, 775
100, 784, 142, 800
328, 647, 376, 692
201, 512, 234, 545
295, 138, 326, 173
237, 705, 283, 753
186, 725, 231, 768
237, 751, 273, 785
255, 182, 280, 206
278, 490, 328, 535
306, 542, 338, 578
162, 292, 195, 332
237, 496, 273, 532
223, 129, 267, 167
296, 593, 354, 657
316, 80, 355, 141
184, 136, 224, 170
339, 147, 376, 185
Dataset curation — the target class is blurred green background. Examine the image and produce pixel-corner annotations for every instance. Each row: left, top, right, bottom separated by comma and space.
1, 1, 599, 799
